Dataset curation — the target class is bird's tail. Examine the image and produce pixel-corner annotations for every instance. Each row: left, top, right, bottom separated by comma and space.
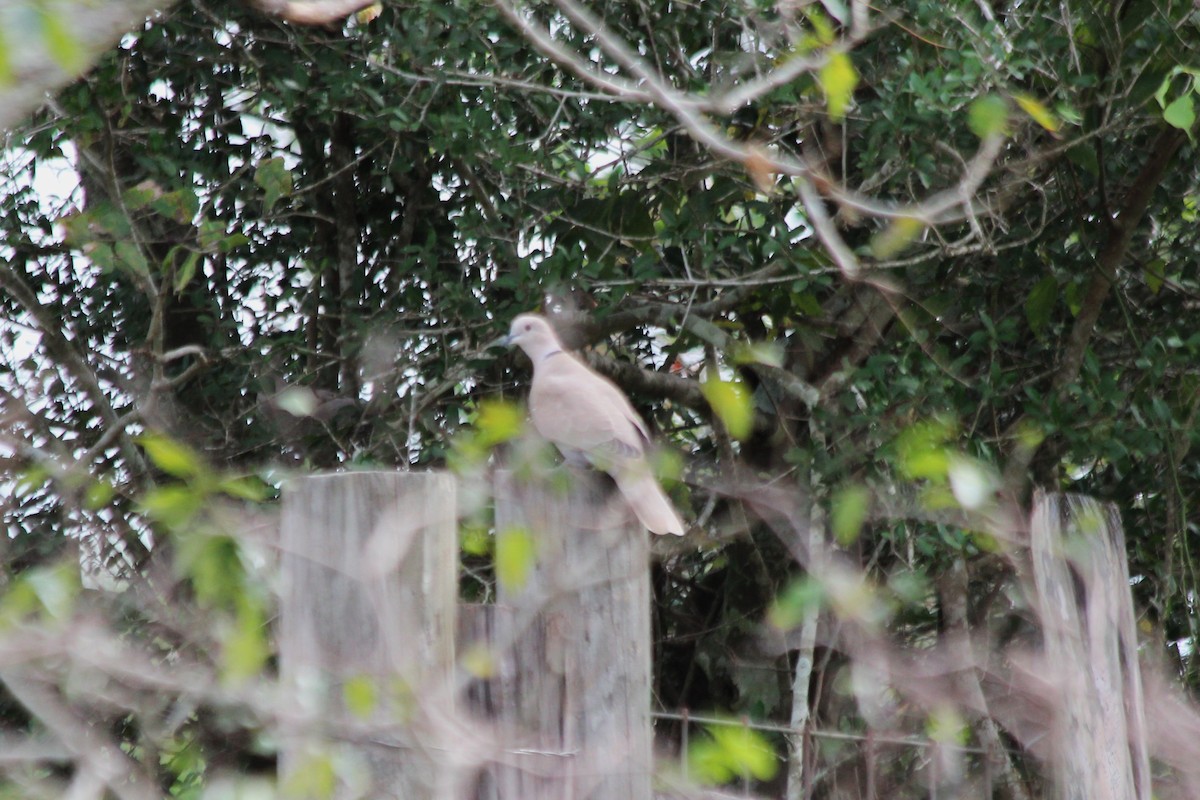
613, 468, 685, 536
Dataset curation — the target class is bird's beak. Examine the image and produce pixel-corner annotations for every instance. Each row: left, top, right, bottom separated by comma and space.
486, 332, 512, 350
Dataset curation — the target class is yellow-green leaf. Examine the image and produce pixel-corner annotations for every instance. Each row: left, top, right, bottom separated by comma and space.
831, 484, 869, 546
1013, 93, 1060, 133
138, 433, 204, 479
893, 418, 956, 481
343, 675, 378, 720
139, 485, 204, 528
222, 603, 269, 683
967, 95, 1009, 138
474, 399, 524, 447
39, 9, 87, 75
461, 644, 496, 679
0, 31, 13, 85
173, 249, 201, 294
818, 51, 858, 122
355, 1, 383, 23
218, 474, 271, 501
767, 577, 823, 630
283, 752, 337, 800
495, 526, 536, 592
83, 479, 116, 510
1163, 94, 1196, 136
114, 240, 149, 276
689, 724, 779, 785
701, 378, 753, 440
26, 563, 80, 621
254, 157, 293, 213
870, 216, 925, 259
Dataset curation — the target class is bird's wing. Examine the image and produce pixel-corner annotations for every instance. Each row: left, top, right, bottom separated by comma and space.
529, 353, 648, 465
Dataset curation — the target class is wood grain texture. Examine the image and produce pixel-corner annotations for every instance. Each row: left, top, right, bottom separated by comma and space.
470, 468, 653, 800
1029, 491, 1149, 800
279, 471, 458, 799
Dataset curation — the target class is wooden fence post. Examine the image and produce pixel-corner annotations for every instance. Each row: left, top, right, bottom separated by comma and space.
279, 471, 459, 799
1029, 491, 1150, 800
472, 468, 653, 800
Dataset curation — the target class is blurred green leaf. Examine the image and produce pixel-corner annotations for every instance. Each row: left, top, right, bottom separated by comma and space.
1025, 275, 1057, 335
140, 485, 204, 528
870, 215, 925, 259
893, 418, 956, 481
39, 8, 87, 75
474, 399, 525, 447
26, 563, 80, 621
689, 723, 779, 785
967, 95, 1009, 138
255, 157, 293, 212
495, 526, 536, 592
343, 675, 378, 720
139, 433, 205, 479
819, 51, 858, 122
702, 378, 753, 440
1013, 92, 1060, 133
282, 752, 336, 800
222, 601, 269, 684
1163, 94, 1195, 136
767, 577, 824, 629
218, 474, 271, 502
831, 484, 869, 546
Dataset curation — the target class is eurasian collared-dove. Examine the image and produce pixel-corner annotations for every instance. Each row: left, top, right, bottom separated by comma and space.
504, 313, 686, 536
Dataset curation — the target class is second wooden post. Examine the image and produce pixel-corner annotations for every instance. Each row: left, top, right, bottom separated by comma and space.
478, 468, 653, 800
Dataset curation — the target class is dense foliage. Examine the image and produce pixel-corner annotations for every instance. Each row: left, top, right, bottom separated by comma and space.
2, 0, 1200, 795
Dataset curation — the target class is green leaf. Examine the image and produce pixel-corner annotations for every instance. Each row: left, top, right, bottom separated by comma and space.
173, 249, 201, 294
178, 534, 244, 609
26, 563, 80, 621
1013, 93, 1060, 133
1024, 275, 1057, 335
831, 484, 869, 546
701, 378, 753, 440
1144, 259, 1165, 294
967, 95, 1009, 138
495, 526, 536, 592
870, 216, 925, 259
729, 341, 784, 368
474, 399, 524, 447
1163, 94, 1195, 136
139, 485, 204, 528
150, 189, 200, 223
893, 418, 956, 481
343, 675, 378, 720
255, 157, 294, 212
818, 51, 858, 122
139, 433, 205, 479
689, 723, 779, 785
283, 752, 336, 800
218, 474, 271, 502
83, 479, 116, 510
114, 241, 149, 276
0, 30, 13, 85
222, 604, 269, 683
39, 8, 88, 75
767, 577, 824, 630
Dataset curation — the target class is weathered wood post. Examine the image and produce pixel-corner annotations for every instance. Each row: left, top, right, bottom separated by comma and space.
279, 471, 458, 799
472, 468, 653, 800
1029, 491, 1150, 800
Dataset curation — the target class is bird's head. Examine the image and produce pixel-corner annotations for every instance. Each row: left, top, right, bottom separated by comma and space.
503, 313, 563, 361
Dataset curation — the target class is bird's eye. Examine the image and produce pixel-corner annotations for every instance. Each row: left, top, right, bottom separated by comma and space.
524, 323, 531, 331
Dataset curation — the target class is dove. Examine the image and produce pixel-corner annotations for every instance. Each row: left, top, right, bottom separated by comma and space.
503, 313, 686, 536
